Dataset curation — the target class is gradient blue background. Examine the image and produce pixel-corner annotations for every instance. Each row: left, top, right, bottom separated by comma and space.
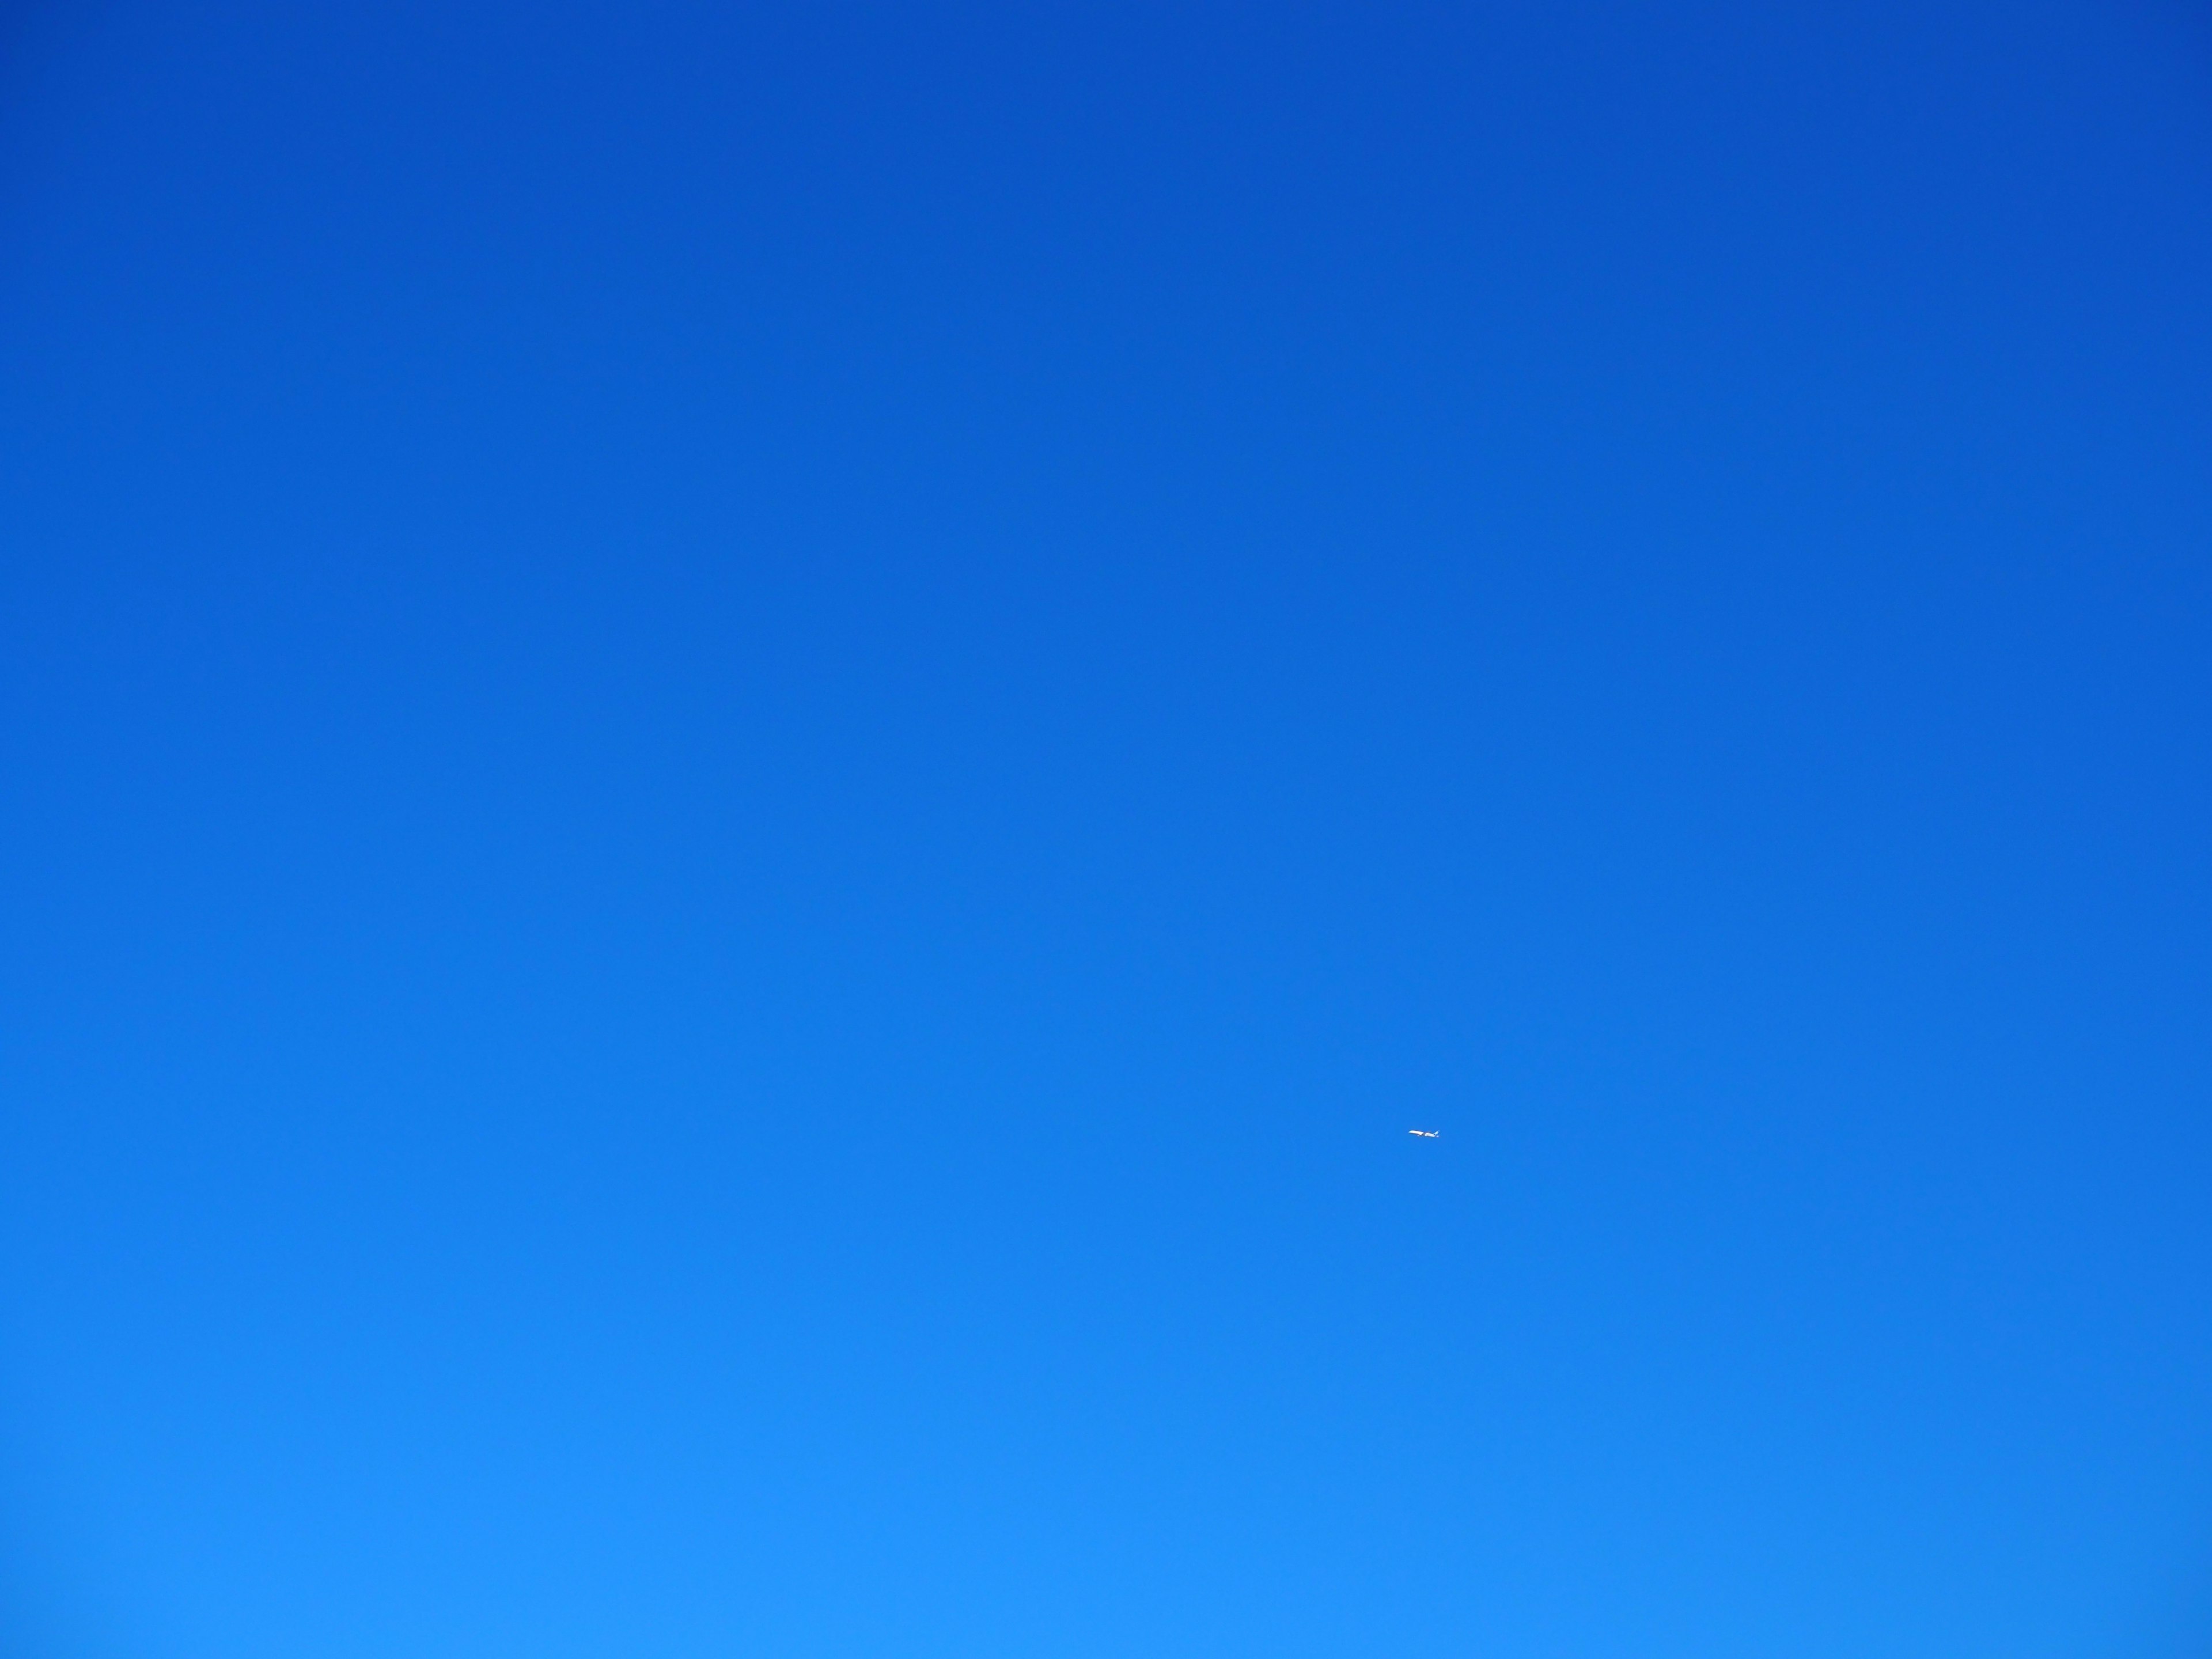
3, 2, 2211, 1654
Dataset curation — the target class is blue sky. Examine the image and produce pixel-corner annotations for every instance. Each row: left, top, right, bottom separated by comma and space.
3, 2, 2210, 1655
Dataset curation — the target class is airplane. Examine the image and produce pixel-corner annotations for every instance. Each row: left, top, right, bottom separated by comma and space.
1407, 1128, 1440, 1138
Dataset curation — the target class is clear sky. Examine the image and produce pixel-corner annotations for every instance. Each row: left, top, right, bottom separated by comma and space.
3, 2, 2210, 1656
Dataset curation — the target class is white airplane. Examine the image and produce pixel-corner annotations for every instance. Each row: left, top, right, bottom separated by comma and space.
1407, 1128, 1440, 1138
